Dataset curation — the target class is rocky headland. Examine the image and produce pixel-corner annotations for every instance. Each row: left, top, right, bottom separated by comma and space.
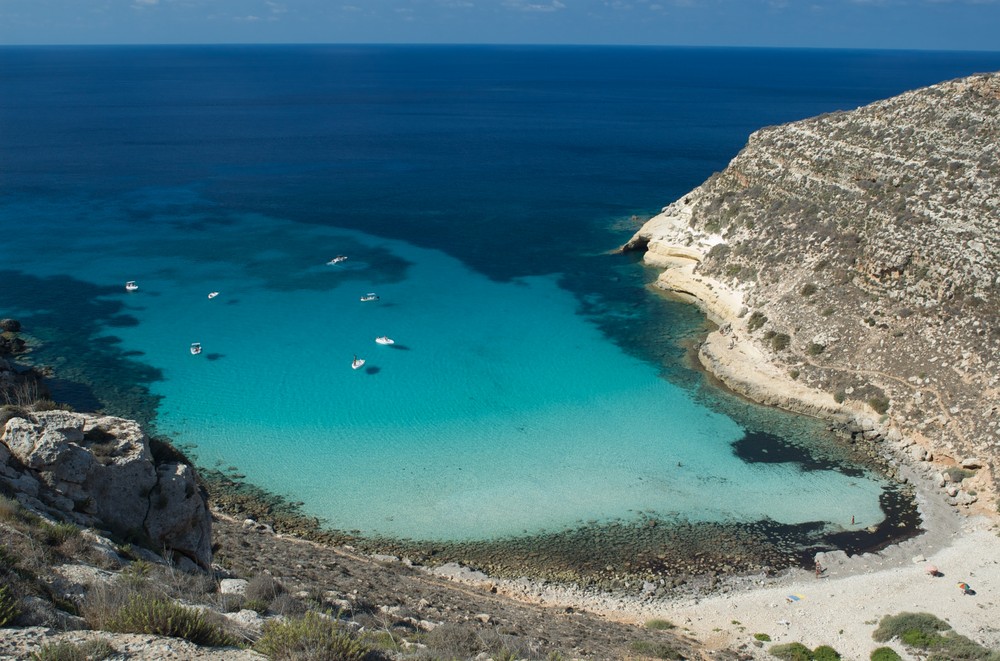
624, 71, 1000, 517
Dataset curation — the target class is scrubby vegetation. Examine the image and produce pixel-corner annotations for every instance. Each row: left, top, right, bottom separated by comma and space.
629, 639, 684, 659
769, 642, 842, 660
870, 647, 902, 661
872, 612, 1000, 660
102, 595, 236, 647
31, 639, 116, 661
254, 611, 380, 661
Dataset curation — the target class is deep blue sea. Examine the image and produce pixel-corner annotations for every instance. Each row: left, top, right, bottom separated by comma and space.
3, 45, 999, 546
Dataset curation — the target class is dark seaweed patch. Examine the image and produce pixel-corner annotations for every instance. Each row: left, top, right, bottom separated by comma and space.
733, 429, 867, 477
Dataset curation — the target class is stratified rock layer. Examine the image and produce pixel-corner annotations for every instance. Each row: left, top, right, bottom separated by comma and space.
1, 410, 212, 569
626, 72, 1000, 510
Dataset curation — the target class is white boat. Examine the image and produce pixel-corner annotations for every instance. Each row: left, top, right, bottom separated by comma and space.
351, 356, 365, 370
207, 291, 219, 299
360, 293, 379, 302
327, 255, 348, 265
125, 281, 139, 292
375, 336, 395, 345
190, 342, 202, 355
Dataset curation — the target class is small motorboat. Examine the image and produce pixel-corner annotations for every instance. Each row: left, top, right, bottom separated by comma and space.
351, 355, 365, 370
375, 336, 395, 345
190, 342, 202, 355
125, 281, 139, 292
207, 291, 219, 299
360, 293, 379, 302
327, 255, 348, 265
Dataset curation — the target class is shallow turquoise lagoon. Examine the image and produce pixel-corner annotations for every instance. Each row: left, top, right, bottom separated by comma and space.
4, 199, 886, 541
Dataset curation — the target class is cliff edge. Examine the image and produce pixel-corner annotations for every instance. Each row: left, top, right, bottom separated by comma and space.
624, 72, 1000, 513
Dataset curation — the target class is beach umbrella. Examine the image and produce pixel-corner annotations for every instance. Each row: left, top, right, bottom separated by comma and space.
925, 564, 939, 576
958, 582, 970, 593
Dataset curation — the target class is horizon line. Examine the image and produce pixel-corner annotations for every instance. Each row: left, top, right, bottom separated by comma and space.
2, 41, 1000, 55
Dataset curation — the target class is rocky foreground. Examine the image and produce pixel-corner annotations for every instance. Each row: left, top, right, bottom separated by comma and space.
624, 71, 1000, 515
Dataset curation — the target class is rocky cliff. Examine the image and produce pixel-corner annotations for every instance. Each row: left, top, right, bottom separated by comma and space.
0, 410, 212, 570
624, 72, 1000, 511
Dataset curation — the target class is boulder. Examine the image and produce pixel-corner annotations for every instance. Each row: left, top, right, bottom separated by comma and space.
960, 457, 984, 470
220, 578, 249, 595
1, 411, 212, 570
0, 318, 21, 332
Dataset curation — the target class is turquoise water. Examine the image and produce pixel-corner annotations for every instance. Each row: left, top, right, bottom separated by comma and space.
3, 194, 885, 540
6, 45, 996, 547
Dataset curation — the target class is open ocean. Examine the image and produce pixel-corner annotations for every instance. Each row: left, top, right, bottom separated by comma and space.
3, 45, 999, 554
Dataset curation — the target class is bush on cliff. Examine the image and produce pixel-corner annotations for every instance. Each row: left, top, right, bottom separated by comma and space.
254, 611, 380, 660
102, 594, 236, 647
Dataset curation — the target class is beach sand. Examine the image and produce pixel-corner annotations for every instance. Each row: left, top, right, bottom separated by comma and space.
644, 469, 1000, 659
468, 461, 999, 659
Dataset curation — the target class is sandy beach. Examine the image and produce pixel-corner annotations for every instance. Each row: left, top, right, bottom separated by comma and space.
461, 460, 999, 659
645, 468, 1000, 659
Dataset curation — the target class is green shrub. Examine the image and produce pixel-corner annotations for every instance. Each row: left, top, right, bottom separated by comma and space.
0, 583, 19, 627
747, 311, 768, 332
927, 632, 1000, 660
769, 642, 812, 660
644, 619, 676, 630
41, 522, 81, 547
629, 640, 682, 659
834, 390, 846, 404
0, 495, 37, 525
900, 628, 941, 647
0, 406, 30, 427
424, 622, 480, 658
245, 574, 285, 604
771, 333, 791, 351
32, 639, 116, 661
868, 396, 890, 414
870, 648, 902, 661
812, 645, 841, 660
254, 611, 374, 660
807, 343, 826, 356
244, 598, 270, 615
800, 283, 817, 296
872, 612, 950, 643
754, 633, 772, 641
789, 369, 800, 380
105, 595, 235, 647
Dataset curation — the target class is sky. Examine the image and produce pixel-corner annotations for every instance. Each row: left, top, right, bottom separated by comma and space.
0, 0, 998, 51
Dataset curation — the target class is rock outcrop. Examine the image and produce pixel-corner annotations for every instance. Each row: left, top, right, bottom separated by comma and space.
625, 72, 1000, 511
1, 410, 212, 570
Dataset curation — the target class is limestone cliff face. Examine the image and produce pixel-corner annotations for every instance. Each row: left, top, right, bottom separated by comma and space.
626, 72, 1000, 509
0, 411, 212, 570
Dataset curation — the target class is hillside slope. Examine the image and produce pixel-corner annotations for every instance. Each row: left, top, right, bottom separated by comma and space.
625, 72, 1000, 511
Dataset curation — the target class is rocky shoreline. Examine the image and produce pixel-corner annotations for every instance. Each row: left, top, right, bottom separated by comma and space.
604, 71, 1000, 656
